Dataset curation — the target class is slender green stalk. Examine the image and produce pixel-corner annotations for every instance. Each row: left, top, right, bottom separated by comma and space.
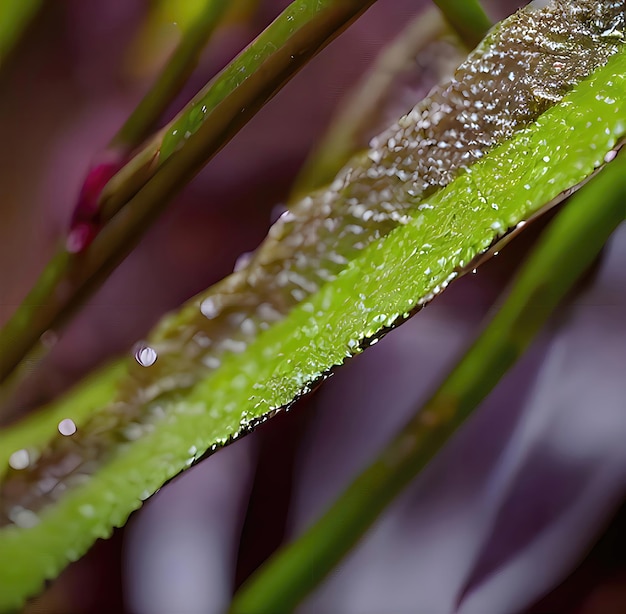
230, 153, 626, 614
98, 0, 377, 224
433, 0, 492, 48
0, 0, 379, 388
112, 0, 230, 150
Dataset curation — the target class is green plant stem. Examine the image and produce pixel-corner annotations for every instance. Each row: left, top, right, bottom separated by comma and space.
433, 0, 492, 48
230, 153, 626, 614
0, 0, 379, 389
112, 0, 230, 150
97, 0, 377, 223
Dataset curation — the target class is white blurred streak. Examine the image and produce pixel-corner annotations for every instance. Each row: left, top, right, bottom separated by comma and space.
124, 439, 255, 614
459, 223, 626, 612
460, 462, 626, 614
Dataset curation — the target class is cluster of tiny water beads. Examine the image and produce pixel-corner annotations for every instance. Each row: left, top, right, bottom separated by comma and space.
1, 0, 624, 528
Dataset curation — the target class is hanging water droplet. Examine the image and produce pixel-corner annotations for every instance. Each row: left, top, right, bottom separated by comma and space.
8, 449, 30, 470
134, 344, 158, 367
58, 418, 77, 436
40, 330, 58, 349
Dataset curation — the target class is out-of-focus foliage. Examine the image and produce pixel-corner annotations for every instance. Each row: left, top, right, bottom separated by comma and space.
0, 0, 41, 63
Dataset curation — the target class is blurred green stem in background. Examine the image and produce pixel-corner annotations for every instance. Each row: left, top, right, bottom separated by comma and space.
293, 1, 491, 195
433, 0, 492, 47
293, 6, 453, 197
0, 0, 42, 65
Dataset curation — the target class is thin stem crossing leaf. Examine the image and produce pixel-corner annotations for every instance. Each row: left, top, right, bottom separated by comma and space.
292, 6, 458, 197
432, 0, 491, 48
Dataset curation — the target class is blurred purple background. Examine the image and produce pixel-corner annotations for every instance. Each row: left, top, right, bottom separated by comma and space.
2, 1, 626, 612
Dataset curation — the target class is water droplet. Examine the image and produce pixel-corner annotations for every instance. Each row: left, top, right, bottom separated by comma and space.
203, 355, 221, 369
58, 418, 77, 436
134, 344, 158, 367
234, 252, 253, 272
220, 338, 247, 354
368, 149, 382, 164
8, 449, 30, 470
9, 506, 40, 528
200, 297, 219, 319
123, 423, 144, 441
240, 318, 256, 337
79, 504, 95, 518
40, 330, 58, 348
